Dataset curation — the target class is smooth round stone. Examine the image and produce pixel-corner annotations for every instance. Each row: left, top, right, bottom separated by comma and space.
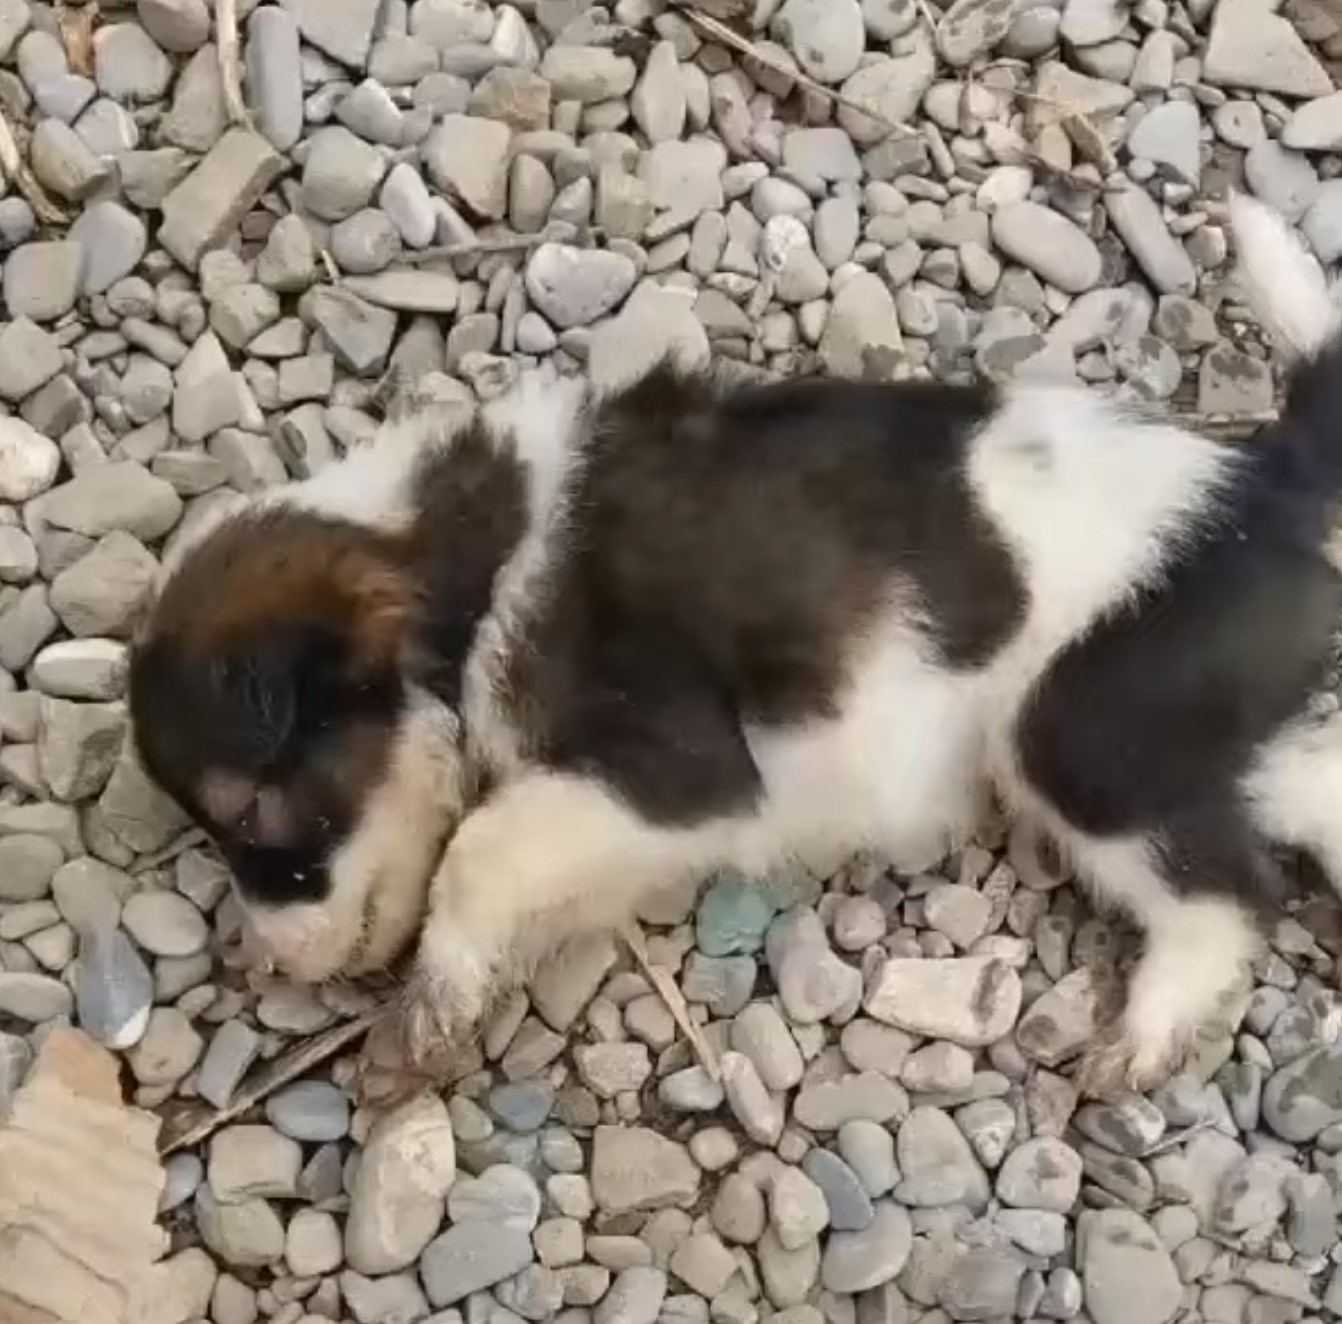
991, 201, 1102, 294
122, 889, 209, 957
264, 1081, 352, 1142
803, 1147, 876, 1231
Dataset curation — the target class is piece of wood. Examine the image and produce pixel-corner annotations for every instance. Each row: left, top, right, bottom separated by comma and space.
159, 1008, 383, 1154
216, 0, 250, 127
672, 4, 920, 140
0, 1030, 166, 1324
621, 922, 721, 1080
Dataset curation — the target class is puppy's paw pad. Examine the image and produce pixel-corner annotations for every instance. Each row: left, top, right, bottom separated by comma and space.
1077, 1025, 1181, 1099
400, 939, 490, 1069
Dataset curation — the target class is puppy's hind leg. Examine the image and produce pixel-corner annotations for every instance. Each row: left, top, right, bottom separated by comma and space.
1068, 831, 1266, 1097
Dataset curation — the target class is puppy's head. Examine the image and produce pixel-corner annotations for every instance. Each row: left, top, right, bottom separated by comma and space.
129, 505, 465, 982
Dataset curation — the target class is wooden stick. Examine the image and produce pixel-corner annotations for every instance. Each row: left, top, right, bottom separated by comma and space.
620, 922, 721, 1080
0, 108, 67, 225
159, 1008, 383, 1154
399, 230, 591, 264
672, 4, 920, 140
216, 0, 250, 127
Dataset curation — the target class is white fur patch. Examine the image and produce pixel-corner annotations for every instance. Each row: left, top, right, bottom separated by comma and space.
1228, 188, 1340, 362
1244, 709, 1342, 881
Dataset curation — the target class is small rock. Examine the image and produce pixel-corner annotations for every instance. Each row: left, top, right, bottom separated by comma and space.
895, 1107, 990, 1209
864, 955, 1021, 1047
1127, 100, 1201, 188
208, 1125, 302, 1203
1203, 0, 1332, 97
422, 113, 512, 220
525, 243, 637, 330
991, 201, 1102, 294
121, 888, 207, 957
75, 923, 153, 1049
996, 1137, 1083, 1212
247, 5, 303, 151
821, 1200, 913, 1292
591, 1125, 700, 1214
774, 0, 865, 83
1081, 1208, 1182, 1324
1283, 91, 1342, 152
94, 23, 173, 102
818, 272, 903, 377
420, 1222, 536, 1308
767, 906, 862, 1025
937, 0, 1020, 66
138, 0, 210, 52
1263, 1045, 1342, 1141
265, 1081, 351, 1142
345, 1094, 456, 1275
696, 871, 778, 956
1104, 181, 1196, 295
0, 415, 60, 499
4, 241, 82, 321
803, 1147, 875, 1230
0, 969, 74, 1021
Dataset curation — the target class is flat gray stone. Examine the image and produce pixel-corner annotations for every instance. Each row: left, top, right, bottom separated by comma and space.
247, 5, 303, 151
821, 1200, 912, 1292
774, 0, 865, 83
818, 271, 903, 377
1203, 0, 1332, 97
895, 1107, 990, 1209
1283, 91, 1342, 152
280, 0, 382, 68
991, 201, 1102, 294
1104, 181, 1196, 295
864, 955, 1021, 1047
0, 317, 63, 403
1127, 100, 1201, 187
525, 243, 637, 329
1081, 1209, 1181, 1324
159, 129, 285, 271
4, 241, 81, 321
421, 1223, 535, 1307
69, 201, 147, 295
422, 114, 511, 220
591, 1126, 700, 1215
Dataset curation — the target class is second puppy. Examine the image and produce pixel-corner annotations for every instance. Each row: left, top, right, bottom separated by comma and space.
130, 193, 1342, 1091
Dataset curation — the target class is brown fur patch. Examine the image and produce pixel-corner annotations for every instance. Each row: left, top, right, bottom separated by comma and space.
156, 511, 414, 676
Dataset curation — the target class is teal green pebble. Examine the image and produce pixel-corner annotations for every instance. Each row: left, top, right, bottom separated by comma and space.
695, 870, 781, 957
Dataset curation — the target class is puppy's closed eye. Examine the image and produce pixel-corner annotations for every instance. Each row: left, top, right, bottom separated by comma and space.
200, 771, 298, 848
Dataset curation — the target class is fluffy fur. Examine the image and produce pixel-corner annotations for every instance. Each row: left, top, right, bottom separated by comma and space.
129, 195, 1342, 1092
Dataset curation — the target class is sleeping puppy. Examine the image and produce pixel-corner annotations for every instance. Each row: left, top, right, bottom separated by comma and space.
130, 192, 1342, 1092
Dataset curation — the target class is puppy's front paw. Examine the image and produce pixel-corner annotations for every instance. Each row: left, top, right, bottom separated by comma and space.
1076, 1017, 1182, 1100
400, 932, 491, 1071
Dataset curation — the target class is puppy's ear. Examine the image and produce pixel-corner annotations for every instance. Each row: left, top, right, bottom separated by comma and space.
561, 634, 763, 826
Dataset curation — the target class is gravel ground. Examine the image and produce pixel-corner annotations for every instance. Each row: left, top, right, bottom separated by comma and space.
2, 1, 1342, 1323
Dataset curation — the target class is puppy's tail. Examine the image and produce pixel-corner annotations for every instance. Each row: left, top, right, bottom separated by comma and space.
1228, 189, 1339, 362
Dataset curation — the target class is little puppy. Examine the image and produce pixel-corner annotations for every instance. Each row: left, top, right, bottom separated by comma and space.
130, 192, 1342, 1091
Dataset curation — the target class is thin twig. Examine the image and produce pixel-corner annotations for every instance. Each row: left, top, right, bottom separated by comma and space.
620, 922, 721, 1080
0, 107, 67, 225
672, 4, 920, 140
159, 1008, 383, 1154
1173, 409, 1278, 439
132, 827, 210, 874
57, 1, 97, 77
399, 231, 584, 264
216, 0, 250, 127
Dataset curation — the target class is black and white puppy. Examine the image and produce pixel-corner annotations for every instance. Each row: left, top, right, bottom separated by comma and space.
130, 192, 1342, 1091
